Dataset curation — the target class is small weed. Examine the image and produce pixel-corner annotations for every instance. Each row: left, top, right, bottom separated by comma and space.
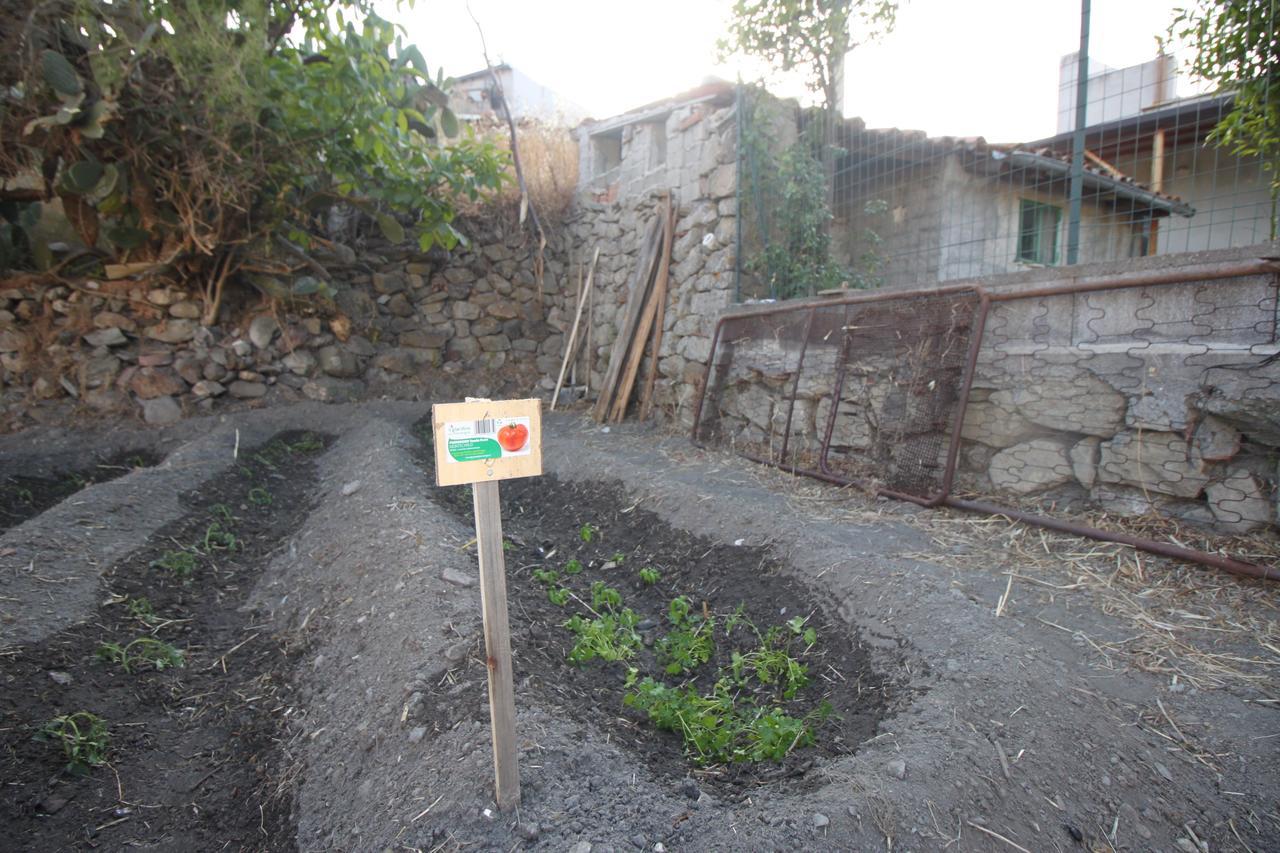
610, 551, 626, 564
288, 433, 325, 453
247, 487, 273, 507
563, 558, 583, 575
590, 581, 623, 611
579, 523, 597, 543
732, 629, 810, 699
657, 618, 715, 676
211, 503, 236, 526
547, 586, 570, 606
36, 712, 109, 774
152, 550, 196, 581
624, 676, 827, 765
667, 595, 692, 625
565, 609, 642, 663
202, 522, 237, 552
638, 567, 661, 586
62, 472, 88, 491
533, 568, 560, 588
125, 596, 158, 625
126, 455, 147, 469
96, 637, 186, 673
15, 486, 34, 505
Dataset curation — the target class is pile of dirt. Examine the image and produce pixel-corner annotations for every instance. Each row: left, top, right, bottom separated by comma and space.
0, 449, 160, 534
0, 431, 328, 850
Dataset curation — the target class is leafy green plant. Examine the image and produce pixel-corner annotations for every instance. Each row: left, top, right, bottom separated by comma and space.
211, 503, 236, 526
624, 675, 826, 765
639, 567, 661, 586
547, 586, 570, 606
565, 609, 642, 664
125, 596, 158, 625
202, 523, 237, 552
731, 628, 810, 700
668, 595, 692, 625
563, 558, 584, 575
579, 523, 597, 543
533, 568, 560, 587
96, 637, 186, 673
590, 581, 623, 611
36, 712, 109, 774
787, 616, 818, 648
288, 433, 325, 453
657, 619, 715, 676
247, 487, 273, 507
152, 550, 196, 581
610, 551, 627, 564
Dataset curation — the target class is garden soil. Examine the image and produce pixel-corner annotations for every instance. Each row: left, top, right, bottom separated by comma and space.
1, 401, 1276, 852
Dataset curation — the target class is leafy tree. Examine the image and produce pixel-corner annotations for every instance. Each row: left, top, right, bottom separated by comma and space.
0, 1, 507, 312
1167, 0, 1279, 233
719, 0, 897, 120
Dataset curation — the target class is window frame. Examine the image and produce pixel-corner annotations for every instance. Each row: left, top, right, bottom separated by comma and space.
1016, 199, 1062, 266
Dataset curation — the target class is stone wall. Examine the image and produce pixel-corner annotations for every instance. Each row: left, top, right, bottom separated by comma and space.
560, 94, 739, 421
957, 265, 1279, 534
0, 226, 567, 431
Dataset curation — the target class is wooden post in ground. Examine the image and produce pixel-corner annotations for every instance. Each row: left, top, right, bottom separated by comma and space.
471, 479, 519, 810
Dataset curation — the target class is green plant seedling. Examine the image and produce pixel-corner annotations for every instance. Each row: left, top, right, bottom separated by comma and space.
590, 581, 623, 611
36, 711, 109, 774
152, 550, 196, 580
563, 558, 583, 575
288, 433, 324, 453
668, 595, 692, 625
547, 586, 570, 606
203, 522, 237, 552
16, 486, 34, 505
532, 568, 560, 588
657, 618, 715, 675
211, 503, 237, 526
565, 608, 641, 664
96, 637, 186, 673
610, 551, 626, 564
247, 487, 272, 507
787, 615, 818, 648
638, 567, 660, 586
125, 596, 157, 625
579, 523, 597, 543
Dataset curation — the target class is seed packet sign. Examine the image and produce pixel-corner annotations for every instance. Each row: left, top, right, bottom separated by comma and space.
432, 398, 542, 487
430, 398, 542, 812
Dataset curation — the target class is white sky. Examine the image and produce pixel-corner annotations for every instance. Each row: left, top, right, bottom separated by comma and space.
385, 0, 1200, 142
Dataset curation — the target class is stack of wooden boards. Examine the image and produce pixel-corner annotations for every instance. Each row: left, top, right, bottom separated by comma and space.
590, 193, 676, 423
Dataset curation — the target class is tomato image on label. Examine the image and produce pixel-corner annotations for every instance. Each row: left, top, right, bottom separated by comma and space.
497, 422, 529, 452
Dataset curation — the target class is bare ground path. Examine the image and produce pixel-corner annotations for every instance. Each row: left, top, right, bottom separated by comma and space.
1, 402, 1275, 851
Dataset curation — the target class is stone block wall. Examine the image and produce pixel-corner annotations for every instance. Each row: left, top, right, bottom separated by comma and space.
560, 96, 739, 421
0, 227, 567, 429
957, 269, 1279, 534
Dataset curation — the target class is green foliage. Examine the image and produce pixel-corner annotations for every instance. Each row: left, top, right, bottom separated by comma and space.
624, 675, 825, 764
590, 581, 623, 611
1167, 0, 1280, 231
533, 567, 560, 587
657, 618, 715, 676
564, 609, 642, 664
638, 567, 661, 586
96, 637, 186, 673
247, 487, 273, 507
152, 550, 196, 581
610, 551, 627, 564
547, 586, 570, 606
288, 433, 326, 453
731, 626, 811, 699
125, 596, 158, 625
563, 558, 584, 575
579, 523, 597, 543
36, 712, 110, 774
719, 0, 898, 111
667, 595, 692, 625
202, 522, 237, 552
2, 1, 507, 284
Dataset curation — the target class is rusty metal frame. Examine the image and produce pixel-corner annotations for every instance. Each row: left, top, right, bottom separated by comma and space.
690, 258, 1280, 581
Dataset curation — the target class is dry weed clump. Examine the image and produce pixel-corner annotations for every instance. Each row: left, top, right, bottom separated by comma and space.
460, 118, 579, 226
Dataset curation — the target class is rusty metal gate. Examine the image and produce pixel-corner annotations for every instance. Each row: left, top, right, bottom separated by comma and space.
691, 286, 989, 505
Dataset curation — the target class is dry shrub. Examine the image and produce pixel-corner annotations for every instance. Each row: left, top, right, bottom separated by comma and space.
461, 119, 579, 226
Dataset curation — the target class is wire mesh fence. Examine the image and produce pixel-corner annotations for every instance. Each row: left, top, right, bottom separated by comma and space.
736, 27, 1278, 301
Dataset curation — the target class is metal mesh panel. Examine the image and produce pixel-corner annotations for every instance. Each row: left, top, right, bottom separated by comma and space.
693, 287, 987, 502
820, 290, 985, 499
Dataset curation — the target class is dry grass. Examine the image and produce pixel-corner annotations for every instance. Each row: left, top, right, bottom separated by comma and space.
460, 118, 578, 226
734, 462, 1280, 699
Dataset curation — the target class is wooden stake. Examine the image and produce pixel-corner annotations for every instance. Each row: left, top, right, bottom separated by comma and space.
609, 194, 673, 422
638, 202, 676, 421
551, 247, 599, 411
471, 480, 520, 810
593, 213, 665, 421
